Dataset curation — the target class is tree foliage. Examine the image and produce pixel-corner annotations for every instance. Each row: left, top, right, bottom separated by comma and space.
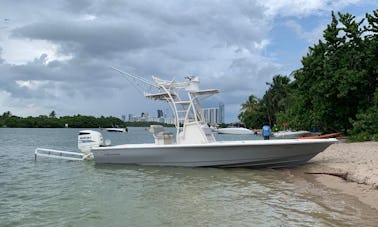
288, 10, 377, 135
238, 75, 291, 129
0, 112, 127, 128
239, 10, 378, 141
238, 94, 263, 128
0, 111, 174, 128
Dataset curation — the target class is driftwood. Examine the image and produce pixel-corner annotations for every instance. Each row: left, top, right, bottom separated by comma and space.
305, 171, 349, 181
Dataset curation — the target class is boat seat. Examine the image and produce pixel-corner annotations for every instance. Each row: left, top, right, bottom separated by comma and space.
155, 132, 174, 145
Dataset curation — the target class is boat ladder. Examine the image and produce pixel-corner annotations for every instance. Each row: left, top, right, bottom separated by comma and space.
34, 148, 94, 161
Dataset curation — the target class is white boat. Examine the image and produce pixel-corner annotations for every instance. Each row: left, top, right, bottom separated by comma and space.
105, 128, 127, 133
90, 138, 335, 167
82, 68, 337, 168
273, 130, 311, 139
217, 127, 253, 135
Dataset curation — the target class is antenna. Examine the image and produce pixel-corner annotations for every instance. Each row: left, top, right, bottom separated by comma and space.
110, 67, 159, 88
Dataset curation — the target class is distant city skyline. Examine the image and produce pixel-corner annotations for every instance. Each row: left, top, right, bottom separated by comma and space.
126, 103, 225, 124
203, 103, 225, 125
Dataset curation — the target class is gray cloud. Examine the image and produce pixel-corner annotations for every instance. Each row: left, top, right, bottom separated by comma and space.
12, 20, 170, 58
0, 0, 370, 120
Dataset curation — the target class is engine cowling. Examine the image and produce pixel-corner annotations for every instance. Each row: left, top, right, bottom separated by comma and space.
78, 130, 104, 153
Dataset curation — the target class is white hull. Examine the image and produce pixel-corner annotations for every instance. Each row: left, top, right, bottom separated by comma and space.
217, 127, 253, 135
91, 138, 336, 168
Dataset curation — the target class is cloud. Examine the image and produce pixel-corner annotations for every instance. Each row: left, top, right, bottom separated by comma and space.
0, 47, 4, 64
0, 0, 374, 121
284, 20, 327, 44
12, 20, 168, 58
262, 0, 363, 18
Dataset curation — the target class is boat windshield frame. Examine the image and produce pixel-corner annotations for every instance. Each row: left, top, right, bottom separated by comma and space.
144, 76, 218, 139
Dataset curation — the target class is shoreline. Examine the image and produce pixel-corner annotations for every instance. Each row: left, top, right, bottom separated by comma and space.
298, 141, 378, 210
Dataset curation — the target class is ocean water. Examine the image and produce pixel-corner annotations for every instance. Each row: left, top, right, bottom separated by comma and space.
0, 128, 377, 226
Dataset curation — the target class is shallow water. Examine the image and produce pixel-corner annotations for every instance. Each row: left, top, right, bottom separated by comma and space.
0, 128, 377, 226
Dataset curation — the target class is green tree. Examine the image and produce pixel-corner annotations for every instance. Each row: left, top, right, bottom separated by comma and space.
240, 95, 259, 113
281, 11, 376, 133
238, 75, 293, 129
364, 9, 378, 106
238, 95, 262, 128
349, 89, 378, 141
348, 10, 378, 141
49, 110, 56, 118
2, 111, 12, 118
260, 75, 291, 126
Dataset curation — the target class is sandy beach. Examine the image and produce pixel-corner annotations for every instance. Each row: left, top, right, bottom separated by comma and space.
300, 141, 378, 210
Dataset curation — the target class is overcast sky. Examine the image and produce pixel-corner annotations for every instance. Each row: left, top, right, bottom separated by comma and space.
0, 0, 376, 122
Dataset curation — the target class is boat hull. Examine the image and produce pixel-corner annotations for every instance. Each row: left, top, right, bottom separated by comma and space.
91, 139, 337, 168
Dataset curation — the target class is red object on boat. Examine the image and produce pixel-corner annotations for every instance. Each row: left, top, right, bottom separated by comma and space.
299, 132, 342, 139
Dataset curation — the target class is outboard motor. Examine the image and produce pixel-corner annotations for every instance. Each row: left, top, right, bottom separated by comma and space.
78, 130, 106, 153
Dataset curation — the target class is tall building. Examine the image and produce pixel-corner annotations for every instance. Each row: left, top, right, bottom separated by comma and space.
218, 102, 225, 124
203, 103, 225, 125
157, 109, 164, 118
140, 112, 149, 121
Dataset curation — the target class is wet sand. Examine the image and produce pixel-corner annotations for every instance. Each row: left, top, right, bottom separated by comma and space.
299, 141, 378, 210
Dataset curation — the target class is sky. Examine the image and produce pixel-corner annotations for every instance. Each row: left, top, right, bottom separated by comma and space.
0, 0, 376, 122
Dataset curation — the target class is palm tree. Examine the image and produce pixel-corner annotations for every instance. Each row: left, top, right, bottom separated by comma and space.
1, 111, 12, 118
49, 110, 56, 118
238, 95, 260, 127
262, 75, 291, 125
240, 95, 259, 113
